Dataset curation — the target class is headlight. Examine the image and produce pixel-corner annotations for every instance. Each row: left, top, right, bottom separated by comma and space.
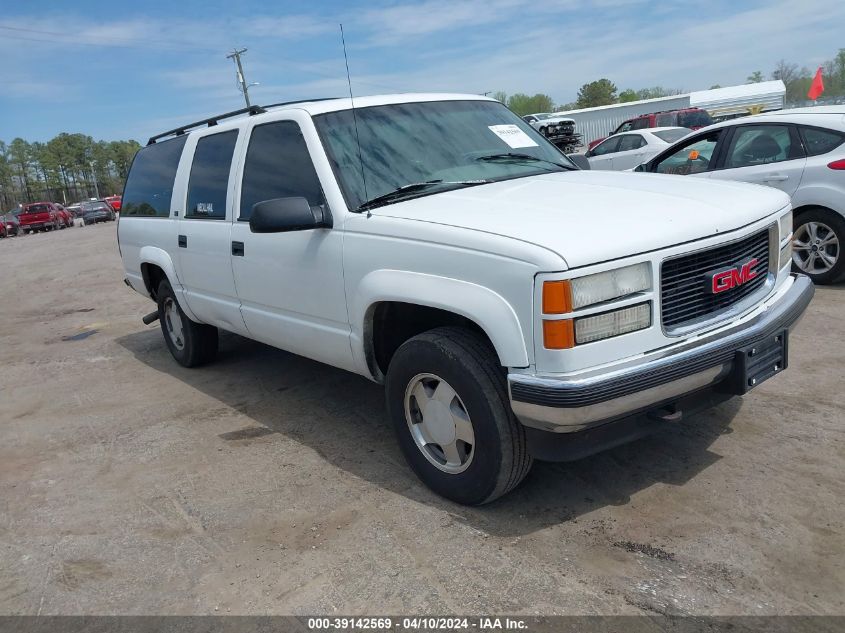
779, 210, 792, 240
569, 262, 651, 309
574, 302, 652, 344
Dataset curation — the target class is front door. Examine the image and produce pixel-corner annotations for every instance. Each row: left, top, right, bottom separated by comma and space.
229, 117, 354, 372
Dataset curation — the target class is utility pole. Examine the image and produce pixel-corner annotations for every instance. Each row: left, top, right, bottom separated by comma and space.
227, 48, 253, 107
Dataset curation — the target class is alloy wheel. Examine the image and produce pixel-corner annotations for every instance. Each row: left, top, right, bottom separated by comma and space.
404, 373, 475, 474
793, 221, 839, 275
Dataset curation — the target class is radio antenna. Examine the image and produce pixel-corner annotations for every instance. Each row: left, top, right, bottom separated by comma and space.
340, 23, 370, 216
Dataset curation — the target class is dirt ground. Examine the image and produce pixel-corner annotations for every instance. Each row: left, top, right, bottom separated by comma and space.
0, 224, 842, 616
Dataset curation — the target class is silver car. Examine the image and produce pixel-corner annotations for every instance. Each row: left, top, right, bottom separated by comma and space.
636, 106, 845, 284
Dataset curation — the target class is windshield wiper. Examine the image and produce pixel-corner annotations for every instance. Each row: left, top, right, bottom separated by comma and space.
356, 180, 490, 212
474, 153, 575, 170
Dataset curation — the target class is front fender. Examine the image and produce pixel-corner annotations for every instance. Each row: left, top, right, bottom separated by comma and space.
351, 270, 530, 377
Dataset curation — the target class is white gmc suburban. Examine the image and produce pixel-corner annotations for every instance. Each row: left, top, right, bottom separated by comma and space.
118, 94, 813, 505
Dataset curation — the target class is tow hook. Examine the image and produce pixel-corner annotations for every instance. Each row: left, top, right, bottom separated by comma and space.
647, 406, 683, 423
142, 310, 160, 325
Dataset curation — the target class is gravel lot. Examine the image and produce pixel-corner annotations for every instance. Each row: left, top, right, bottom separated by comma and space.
0, 224, 842, 616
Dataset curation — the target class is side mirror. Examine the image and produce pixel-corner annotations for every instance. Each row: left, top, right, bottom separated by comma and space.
633, 163, 645, 172
249, 197, 332, 233
584, 149, 594, 158
567, 154, 591, 170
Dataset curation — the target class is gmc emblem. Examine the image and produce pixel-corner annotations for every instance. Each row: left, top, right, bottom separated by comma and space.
708, 258, 759, 294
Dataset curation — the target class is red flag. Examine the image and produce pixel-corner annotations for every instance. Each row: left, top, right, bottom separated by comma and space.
808, 67, 824, 100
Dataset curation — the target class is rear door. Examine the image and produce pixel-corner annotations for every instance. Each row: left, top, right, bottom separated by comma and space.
709, 123, 806, 196
174, 128, 249, 335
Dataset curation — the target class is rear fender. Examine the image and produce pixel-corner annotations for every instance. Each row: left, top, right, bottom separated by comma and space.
138, 246, 200, 322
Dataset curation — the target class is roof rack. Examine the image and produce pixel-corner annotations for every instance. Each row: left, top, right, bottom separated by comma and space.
146, 97, 340, 145
147, 105, 266, 145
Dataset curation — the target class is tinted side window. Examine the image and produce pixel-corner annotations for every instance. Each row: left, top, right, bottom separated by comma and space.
592, 136, 622, 156
186, 130, 238, 219
239, 121, 325, 221
724, 125, 795, 169
631, 117, 651, 130
618, 135, 644, 151
799, 126, 845, 156
616, 122, 633, 133
655, 113, 675, 127
122, 137, 186, 217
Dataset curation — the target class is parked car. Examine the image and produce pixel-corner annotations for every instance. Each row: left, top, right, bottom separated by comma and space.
104, 195, 122, 212
18, 202, 61, 233
55, 204, 74, 228
81, 201, 116, 225
585, 127, 692, 171
66, 203, 84, 219
523, 113, 581, 152
587, 107, 713, 150
2, 211, 20, 237
119, 93, 811, 504
634, 106, 845, 284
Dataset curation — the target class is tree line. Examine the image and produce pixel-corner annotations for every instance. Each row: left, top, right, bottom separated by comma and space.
495, 46, 845, 116
0, 134, 141, 210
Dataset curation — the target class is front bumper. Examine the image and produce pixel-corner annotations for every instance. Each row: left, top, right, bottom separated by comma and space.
508, 274, 814, 435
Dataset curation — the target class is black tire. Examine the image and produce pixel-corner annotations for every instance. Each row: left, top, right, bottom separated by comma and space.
792, 208, 845, 284
156, 279, 218, 367
385, 326, 532, 505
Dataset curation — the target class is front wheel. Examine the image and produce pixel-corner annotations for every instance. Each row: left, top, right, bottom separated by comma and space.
792, 208, 845, 284
156, 279, 218, 367
386, 327, 532, 505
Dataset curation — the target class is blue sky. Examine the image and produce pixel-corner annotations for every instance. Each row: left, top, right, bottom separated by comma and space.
2, 0, 843, 143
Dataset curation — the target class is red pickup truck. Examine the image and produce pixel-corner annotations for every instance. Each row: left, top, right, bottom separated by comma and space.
19, 202, 72, 233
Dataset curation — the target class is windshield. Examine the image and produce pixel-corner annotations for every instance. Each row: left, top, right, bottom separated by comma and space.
314, 100, 575, 211
653, 128, 692, 143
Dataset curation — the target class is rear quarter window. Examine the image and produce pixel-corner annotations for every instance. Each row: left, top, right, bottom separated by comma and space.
121, 137, 187, 217
799, 126, 845, 156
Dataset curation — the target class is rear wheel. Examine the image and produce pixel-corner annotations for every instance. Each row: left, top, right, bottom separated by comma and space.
386, 327, 532, 505
156, 279, 218, 367
792, 208, 845, 284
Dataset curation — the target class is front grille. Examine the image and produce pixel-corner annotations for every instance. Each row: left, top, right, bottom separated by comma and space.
661, 228, 770, 331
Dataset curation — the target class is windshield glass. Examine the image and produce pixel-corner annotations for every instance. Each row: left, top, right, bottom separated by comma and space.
653, 128, 692, 143
314, 100, 575, 211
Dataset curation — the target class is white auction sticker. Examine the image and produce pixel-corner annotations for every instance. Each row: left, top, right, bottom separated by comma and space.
488, 124, 538, 148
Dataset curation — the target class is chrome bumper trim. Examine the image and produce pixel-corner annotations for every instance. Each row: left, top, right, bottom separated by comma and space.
509, 274, 814, 432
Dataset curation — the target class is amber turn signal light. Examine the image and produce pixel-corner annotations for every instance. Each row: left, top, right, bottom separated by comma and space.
542, 280, 572, 314
543, 319, 575, 349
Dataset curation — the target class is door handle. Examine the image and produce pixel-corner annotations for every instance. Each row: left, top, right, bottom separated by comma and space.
178, 235, 187, 248
232, 241, 245, 256
764, 173, 788, 182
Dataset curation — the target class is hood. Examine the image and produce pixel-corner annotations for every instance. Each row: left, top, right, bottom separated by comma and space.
372, 171, 789, 269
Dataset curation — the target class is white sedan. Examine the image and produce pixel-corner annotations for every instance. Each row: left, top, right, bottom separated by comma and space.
634, 106, 845, 283
585, 127, 692, 171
